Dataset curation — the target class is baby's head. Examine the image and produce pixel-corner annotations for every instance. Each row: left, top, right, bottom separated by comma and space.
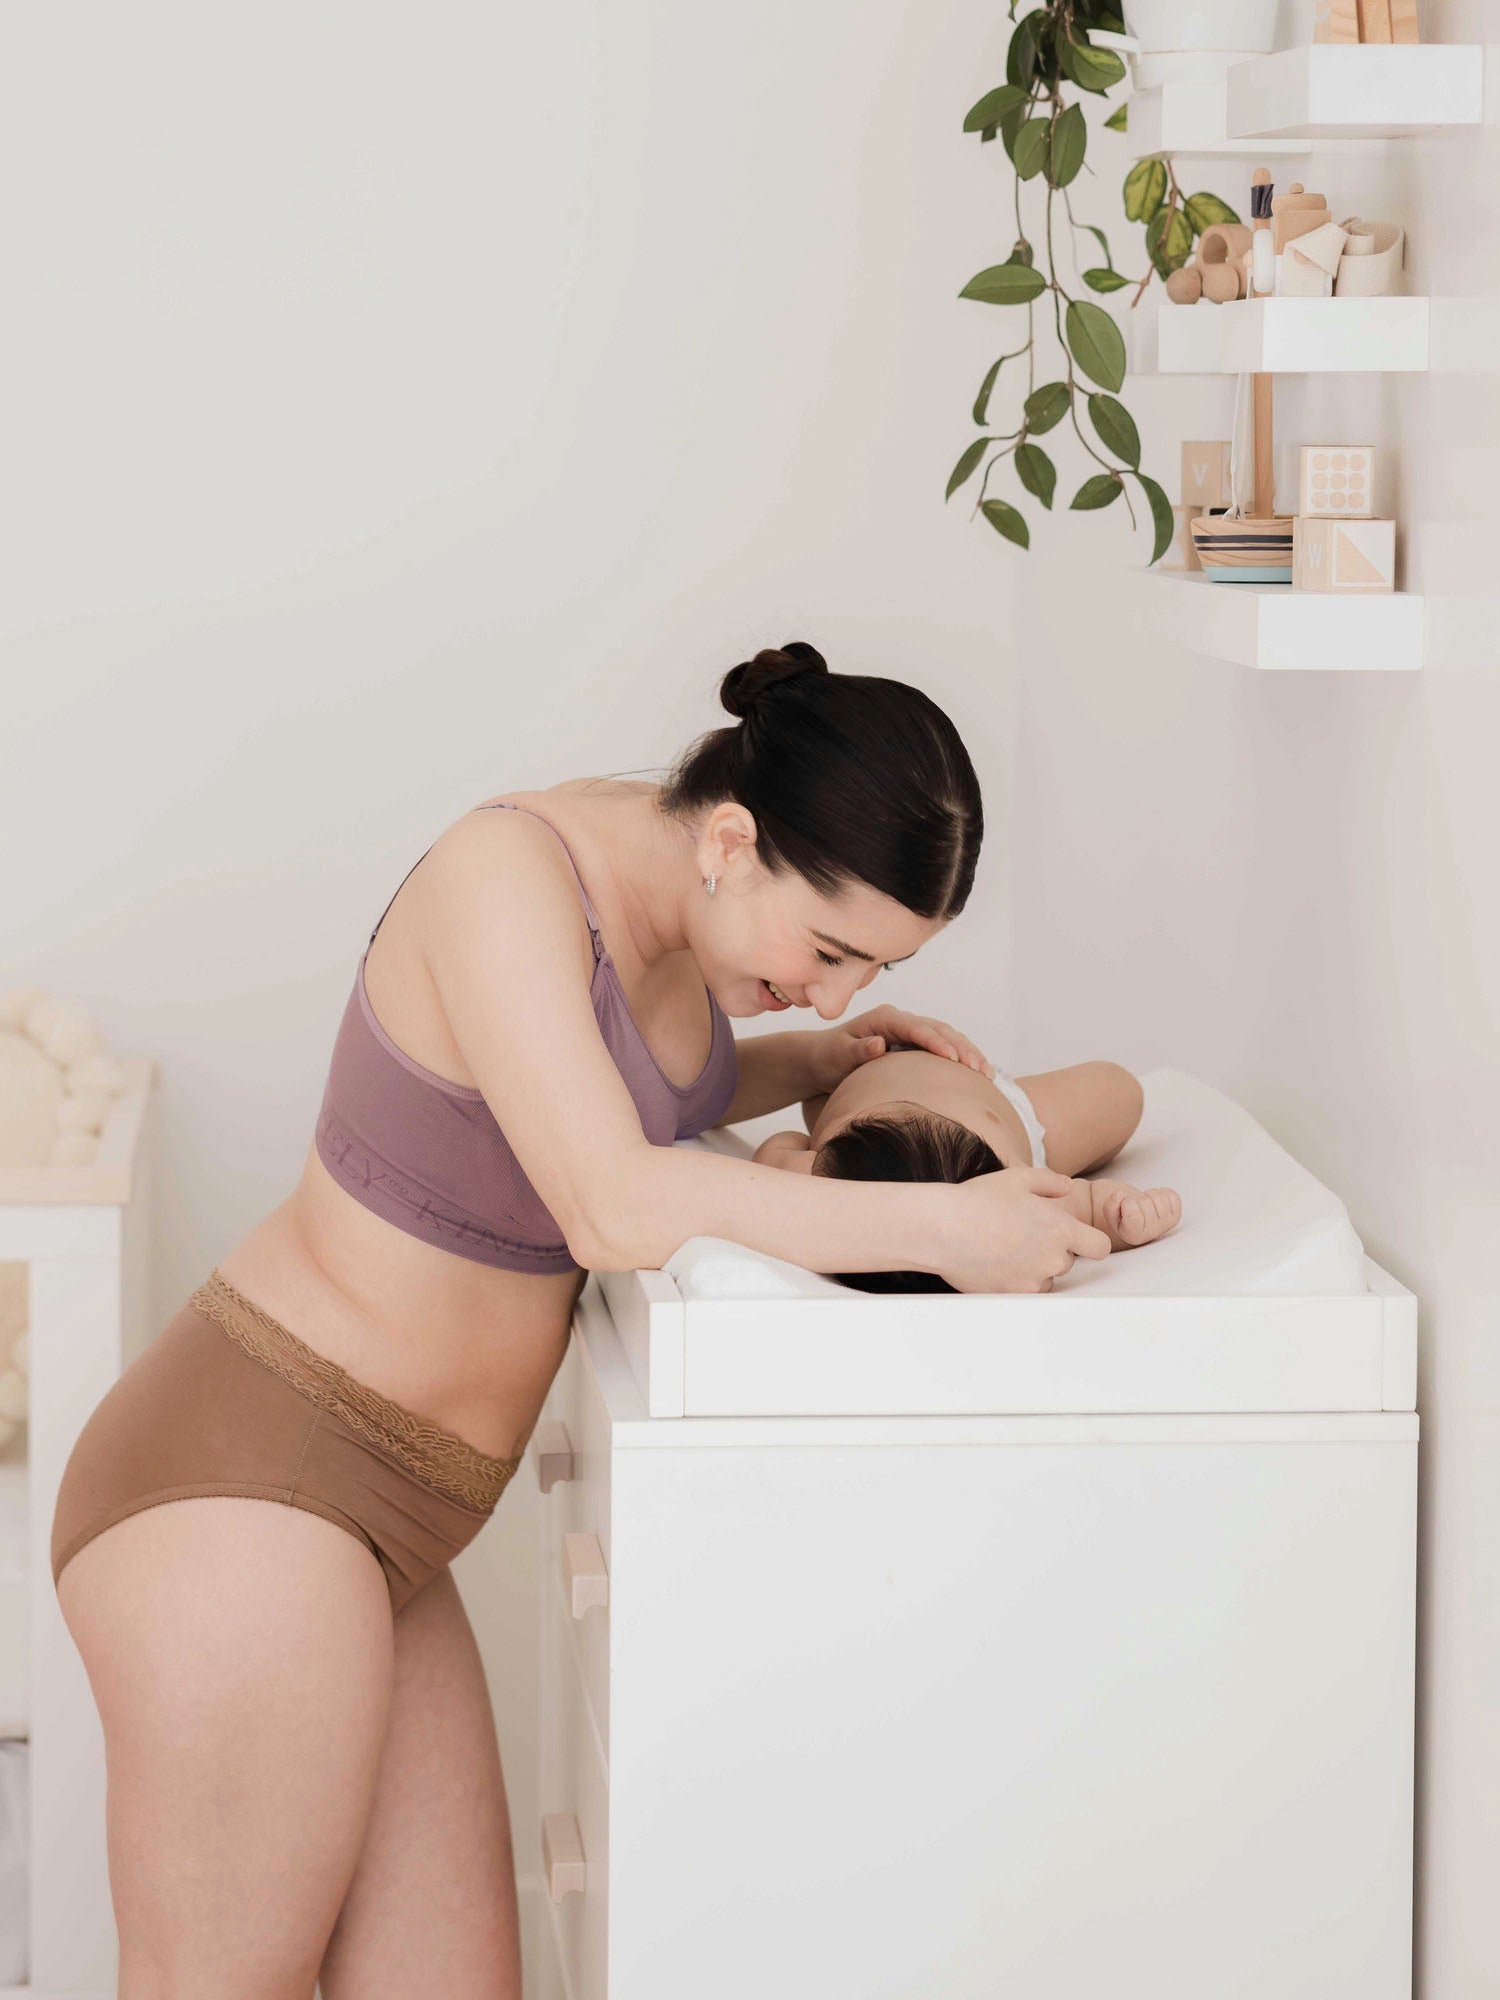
813, 1105, 1001, 1293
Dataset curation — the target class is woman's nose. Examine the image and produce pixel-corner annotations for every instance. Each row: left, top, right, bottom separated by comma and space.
810, 963, 874, 1019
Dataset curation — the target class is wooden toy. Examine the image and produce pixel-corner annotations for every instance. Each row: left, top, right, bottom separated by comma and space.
1333, 218, 1405, 296
1314, 0, 1361, 40
1292, 517, 1396, 591
1182, 441, 1232, 509
1279, 220, 1347, 297
1165, 263, 1203, 304
1192, 168, 1295, 582
1389, 0, 1420, 40
1165, 505, 1205, 570
1298, 446, 1376, 518
1199, 223, 1253, 301
1358, 0, 1393, 38
1271, 183, 1332, 254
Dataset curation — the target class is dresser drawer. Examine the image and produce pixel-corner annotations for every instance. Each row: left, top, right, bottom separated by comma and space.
539, 1551, 610, 2000
537, 1314, 614, 1567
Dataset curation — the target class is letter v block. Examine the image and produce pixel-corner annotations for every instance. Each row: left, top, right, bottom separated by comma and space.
1293, 517, 1396, 592
1182, 441, 1233, 510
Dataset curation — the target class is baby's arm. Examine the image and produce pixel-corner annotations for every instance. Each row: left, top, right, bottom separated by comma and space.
1013, 1062, 1144, 1177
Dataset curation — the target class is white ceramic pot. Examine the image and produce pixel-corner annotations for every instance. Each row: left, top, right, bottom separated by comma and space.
1121, 0, 1280, 53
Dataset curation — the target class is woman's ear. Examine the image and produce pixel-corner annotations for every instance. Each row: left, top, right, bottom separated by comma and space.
698, 801, 760, 884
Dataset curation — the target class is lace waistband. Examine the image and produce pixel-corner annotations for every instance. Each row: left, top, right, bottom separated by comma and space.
189, 1268, 523, 1514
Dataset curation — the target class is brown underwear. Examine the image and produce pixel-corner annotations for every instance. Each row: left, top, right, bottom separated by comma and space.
50, 1268, 524, 1615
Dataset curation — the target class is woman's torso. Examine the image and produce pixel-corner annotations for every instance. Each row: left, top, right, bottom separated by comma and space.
216, 781, 719, 1462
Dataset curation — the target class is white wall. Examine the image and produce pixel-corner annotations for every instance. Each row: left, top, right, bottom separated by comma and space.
1004, 12, 1499, 1993
0, 0, 1020, 1952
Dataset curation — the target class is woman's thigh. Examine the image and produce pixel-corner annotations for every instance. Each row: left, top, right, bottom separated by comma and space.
317, 1565, 522, 2000
57, 1494, 394, 2000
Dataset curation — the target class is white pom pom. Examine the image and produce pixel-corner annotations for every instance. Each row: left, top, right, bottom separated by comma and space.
0, 989, 41, 1032
0, 1369, 28, 1422
58, 1091, 113, 1134
24, 995, 64, 1044
44, 1005, 104, 1067
66, 1052, 128, 1097
49, 1131, 95, 1166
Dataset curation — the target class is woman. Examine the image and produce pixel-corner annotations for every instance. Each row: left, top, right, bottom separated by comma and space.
50, 642, 1109, 1999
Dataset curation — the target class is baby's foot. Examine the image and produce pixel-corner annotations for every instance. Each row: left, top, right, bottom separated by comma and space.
1093, 1180, 1182, 1251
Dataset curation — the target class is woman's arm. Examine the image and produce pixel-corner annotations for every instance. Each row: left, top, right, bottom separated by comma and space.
1013, 1061, 1144, 1178
417, 813, 1109, 1291
725, 1006, 995, 1124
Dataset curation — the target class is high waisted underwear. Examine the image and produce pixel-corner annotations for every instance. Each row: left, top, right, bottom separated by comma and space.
50, 1269, 524, 1614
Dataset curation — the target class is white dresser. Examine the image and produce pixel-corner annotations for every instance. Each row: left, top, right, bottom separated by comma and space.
528, 1240, 1417, 2000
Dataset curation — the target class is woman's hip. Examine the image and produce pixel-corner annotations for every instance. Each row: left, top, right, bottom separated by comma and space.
50, 1270, 525, 1614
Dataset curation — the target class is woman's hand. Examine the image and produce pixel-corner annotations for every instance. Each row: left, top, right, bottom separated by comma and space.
941, 1167, 1112, 1293
813, 1005, 994, 1092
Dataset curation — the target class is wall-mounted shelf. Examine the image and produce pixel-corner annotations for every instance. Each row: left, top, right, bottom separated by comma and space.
1227, 45, 1483, 141
1155, 296, 1429, 373
1127, 82, 1309, 159
1142, 572, 1423, 671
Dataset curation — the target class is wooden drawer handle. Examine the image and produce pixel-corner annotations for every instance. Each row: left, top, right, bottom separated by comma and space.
536, 1420, 575, 1493
562, 1531, 609, 1617
542, 1812, 587, 1900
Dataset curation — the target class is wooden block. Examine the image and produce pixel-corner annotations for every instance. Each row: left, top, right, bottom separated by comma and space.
1181, 440, 1232, 509
1298, 445, 1376, 517
1389, 0, 1420, 38
1358, 0, 1393, 39
1292, 516, 1396, 592
1315, 0, 1361, 40
1165, 505, 1204, 570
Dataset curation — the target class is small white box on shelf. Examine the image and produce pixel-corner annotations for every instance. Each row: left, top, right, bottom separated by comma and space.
1293, 516, 1396, 591
1299, 446, 1376, 516
1182, 441, 1233, 508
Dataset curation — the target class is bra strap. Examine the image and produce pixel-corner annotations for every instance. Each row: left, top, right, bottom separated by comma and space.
475, 802, 606, 952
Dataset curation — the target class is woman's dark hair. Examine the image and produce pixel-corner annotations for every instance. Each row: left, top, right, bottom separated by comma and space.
660, 642, 983, 920
811, 1111, 1002, 1293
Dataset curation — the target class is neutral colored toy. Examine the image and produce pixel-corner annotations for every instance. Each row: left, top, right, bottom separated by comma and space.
1320, 0, 1417, 37
1333, 218, 1405, 296
1314, 0, 1361, 41
1182, 441, 1233, 509
1298, 446, 1376, 517
1292, 516, 1397, 591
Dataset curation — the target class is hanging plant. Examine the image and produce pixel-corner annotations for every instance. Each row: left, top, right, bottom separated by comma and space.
948, 2, 1240, 562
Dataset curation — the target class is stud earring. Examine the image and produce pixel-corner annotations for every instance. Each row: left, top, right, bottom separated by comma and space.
704, 872, 717, 897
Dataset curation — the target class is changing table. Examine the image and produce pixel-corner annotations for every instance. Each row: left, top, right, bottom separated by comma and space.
529, 1070, 1417, 2000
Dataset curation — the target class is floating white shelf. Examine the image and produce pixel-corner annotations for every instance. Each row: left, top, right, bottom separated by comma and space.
1227, 44, 1483, 140
1155, 296, 1429, 373
1127, 80, 1309, 158
1143, 571, 1423, 671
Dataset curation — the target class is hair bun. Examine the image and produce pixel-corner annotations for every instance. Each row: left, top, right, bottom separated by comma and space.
720, 642, 829, 720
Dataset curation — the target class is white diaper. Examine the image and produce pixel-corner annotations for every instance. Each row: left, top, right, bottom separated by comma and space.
993, 1071, 1047, 1170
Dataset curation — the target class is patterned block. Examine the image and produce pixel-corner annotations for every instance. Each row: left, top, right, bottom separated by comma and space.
1181, 441, 1233, 510
1299, 445, 1376, 517
1292, 516, 1396, 592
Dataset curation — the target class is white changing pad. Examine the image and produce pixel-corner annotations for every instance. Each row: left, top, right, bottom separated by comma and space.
667, 1068, 1369, 1302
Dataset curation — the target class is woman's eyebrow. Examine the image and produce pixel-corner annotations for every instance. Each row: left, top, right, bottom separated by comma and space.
810, 928, 918, 965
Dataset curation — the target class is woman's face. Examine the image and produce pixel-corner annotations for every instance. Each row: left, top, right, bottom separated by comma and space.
687, 805, 944, 1021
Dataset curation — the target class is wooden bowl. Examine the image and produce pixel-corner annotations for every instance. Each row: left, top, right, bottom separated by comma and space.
1190, 511, 1294, 583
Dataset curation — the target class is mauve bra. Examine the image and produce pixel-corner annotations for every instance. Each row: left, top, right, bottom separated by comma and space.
314, 802, 740, 1273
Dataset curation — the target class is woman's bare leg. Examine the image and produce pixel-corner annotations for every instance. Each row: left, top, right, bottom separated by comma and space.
57, 1496, 395, 2000
317, 1566, 522, 2000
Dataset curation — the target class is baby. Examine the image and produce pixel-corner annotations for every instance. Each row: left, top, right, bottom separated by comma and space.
752, 1048, 1181, 1292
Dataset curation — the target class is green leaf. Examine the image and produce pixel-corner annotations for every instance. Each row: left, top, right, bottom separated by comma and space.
1049, 103, 1086, 188
1064, 299, 1127, 392
1076, 222, 1114, 271
1013, 116, 1051, 181
1103, 102, 1128, 131
1071, 473, 1122, 510
1006, 11, 1044, 89
981, 498, 1030, 549
959, 261, 1047, 305
1058, 33, 1126, 93
972, 351, 1013, 425
946, 437, 990, 501
1083, 266, 1130, 293
1183, 191, 1241, 234
1023, 381, 1070, 435
1133, 471, 1175, 563
1145, 203, 1194, 275
998, 98, 1029, 158
964, 84, 1028, 133
1015, 441, 1056, 510
1123, 155, 1167, 225
1088, 392, 1140, 467
1006, 237, 1034, 267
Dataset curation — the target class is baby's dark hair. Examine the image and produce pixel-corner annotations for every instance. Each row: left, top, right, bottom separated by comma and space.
812, 1110, 1002, 1293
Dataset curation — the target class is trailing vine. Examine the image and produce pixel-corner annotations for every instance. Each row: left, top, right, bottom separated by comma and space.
948, 1, 1240, 561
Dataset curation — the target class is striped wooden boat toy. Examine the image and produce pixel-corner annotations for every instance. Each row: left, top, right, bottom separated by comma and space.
1190, 511, 1295, 584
